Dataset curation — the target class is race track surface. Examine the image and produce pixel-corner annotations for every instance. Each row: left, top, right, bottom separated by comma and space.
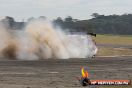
0, 57, 132, 88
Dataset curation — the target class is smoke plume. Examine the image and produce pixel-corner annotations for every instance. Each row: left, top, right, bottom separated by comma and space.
0, 19, 97, 60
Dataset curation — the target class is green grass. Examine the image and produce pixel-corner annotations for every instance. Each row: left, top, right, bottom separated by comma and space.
93, 34, 132, 45
93, 34, 132, 56
97, 47, 132, 56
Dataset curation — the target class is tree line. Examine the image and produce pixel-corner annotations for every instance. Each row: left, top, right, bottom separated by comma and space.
1, 13, 132, 35
53, 13, 132, 35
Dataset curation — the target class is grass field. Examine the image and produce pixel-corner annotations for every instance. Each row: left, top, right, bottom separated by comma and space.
94, 34, 132, 45
97, 47, 132, 56
93, 34, 132, 56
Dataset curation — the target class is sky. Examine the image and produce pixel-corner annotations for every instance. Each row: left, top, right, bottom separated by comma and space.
0, 0, 132, 21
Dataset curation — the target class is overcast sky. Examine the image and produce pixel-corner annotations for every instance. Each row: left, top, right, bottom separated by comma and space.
0, 0, 132, 21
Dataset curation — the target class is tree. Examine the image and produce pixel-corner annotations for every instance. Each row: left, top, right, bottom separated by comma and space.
64, 16, 73, 22
27, 17, 35, 22
38, 16, 46, 20
56, 17, 63, 23
1, 16, 15, 29
91, 13, 100, 18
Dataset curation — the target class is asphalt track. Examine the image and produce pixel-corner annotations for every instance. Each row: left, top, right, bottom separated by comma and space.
0, 56, 132, 88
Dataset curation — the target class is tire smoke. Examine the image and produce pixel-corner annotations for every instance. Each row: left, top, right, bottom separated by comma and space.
0, 19, 97, 60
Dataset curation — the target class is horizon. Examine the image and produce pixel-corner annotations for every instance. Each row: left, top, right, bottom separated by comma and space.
0, 0, 132, 21
1, 13, 132, 22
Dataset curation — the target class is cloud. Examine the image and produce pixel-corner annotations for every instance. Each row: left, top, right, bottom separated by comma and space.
0, 0, 82, 9
36, 0, 82, 8
0, 0, 132, 21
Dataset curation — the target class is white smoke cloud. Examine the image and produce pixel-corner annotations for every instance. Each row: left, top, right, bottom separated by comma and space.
0, 18, 98, 60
